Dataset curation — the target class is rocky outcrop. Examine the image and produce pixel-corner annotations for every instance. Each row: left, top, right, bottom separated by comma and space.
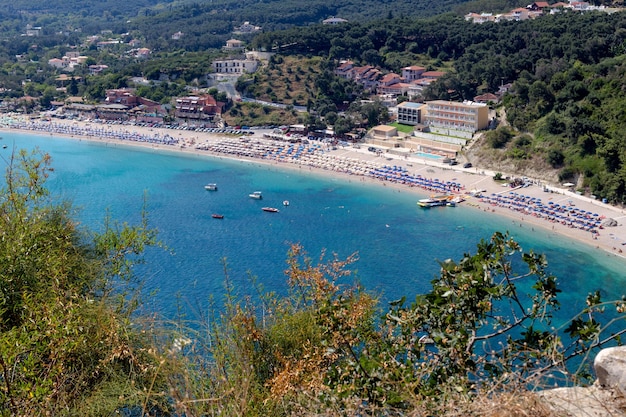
595, 347, 626, 397
538, 347, 626, 416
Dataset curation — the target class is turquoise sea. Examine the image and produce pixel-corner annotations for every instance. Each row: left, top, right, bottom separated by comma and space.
4, 131, 625, 327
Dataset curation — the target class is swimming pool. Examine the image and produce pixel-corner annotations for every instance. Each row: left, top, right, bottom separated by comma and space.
414, 151, 443, 160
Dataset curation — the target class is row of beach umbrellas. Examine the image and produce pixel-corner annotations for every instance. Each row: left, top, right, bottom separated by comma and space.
479, 192, 603, 232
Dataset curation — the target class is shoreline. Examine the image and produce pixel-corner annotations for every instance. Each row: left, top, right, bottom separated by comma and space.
2, 116, 625, 262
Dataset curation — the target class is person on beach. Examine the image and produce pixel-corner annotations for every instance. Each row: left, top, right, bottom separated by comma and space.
4, 115, 625, 259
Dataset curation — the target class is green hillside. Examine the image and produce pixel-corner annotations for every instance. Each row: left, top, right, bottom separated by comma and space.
2, 0, 626, 203
0, 0, 530, 51
248, 11, 626, 204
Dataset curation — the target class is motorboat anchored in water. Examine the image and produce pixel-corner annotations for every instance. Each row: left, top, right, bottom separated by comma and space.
249, 191, 262, 199
445, 196, 465, 207
212, 214, 224, 219
262, 207, 279, 213
204, 183, 218, 191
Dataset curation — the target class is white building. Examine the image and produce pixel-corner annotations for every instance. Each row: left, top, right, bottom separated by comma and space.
396, 102, 426, 126
212, 59, 259, 75
401, 66, 426, 82
25, 24, 42, 36
224, 39, 244, 50
234, 22, 261, 33
48, 58, 67, 70
323, 17, 348, 25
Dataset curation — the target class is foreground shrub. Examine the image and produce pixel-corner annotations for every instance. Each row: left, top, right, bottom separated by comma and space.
0, 149, 167, 416
190, 236, 624, 415
1, 150, 623, 416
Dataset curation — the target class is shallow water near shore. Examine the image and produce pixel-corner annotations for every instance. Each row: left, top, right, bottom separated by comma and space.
3, 132, 625, 327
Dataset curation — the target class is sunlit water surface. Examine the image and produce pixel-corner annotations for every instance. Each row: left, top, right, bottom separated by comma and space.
3, 132, 624, 329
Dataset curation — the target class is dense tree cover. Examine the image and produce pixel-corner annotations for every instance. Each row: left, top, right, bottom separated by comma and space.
125, 0, 499, 52
223, 101, 301, 127
454, 0, 534, 14
504, 55, 626, 203
0, 0, 184, 37
0, 0, 526, 53
2, 0, 166, 15
0, 0, 620, 56
122, 50, 223, 84
252, 12, 626, 93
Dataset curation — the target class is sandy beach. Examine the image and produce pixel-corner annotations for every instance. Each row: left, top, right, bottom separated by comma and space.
2, 115, 625, 261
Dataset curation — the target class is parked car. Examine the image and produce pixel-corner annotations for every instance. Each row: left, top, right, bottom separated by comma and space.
463, 162, 473, 168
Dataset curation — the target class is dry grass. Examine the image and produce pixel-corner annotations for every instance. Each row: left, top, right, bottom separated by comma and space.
462, 392, 556, 417
465, 132, 561, 185
269, 390, 558, 417
222, 102, 301, 127
248, 55, 322, 106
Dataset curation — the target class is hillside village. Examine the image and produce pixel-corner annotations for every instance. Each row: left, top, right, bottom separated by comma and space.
3, 0, 625, 174
465, 0, 622, 23
3, 0, 626, 415
36, 39, 501, 165
35, 32, 490, 155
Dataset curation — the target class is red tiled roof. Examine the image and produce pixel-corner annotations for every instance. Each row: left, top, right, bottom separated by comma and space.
353, 65, 375, 75
337, 61, 354, 70
379, 73, 400, 83
474, 93, 498, 102
421, 71, 445, 78
385, 83, 412, 90
361, 69, 381, 80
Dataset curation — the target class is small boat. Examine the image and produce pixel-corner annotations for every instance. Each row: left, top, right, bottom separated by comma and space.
417, 195, 454, 208
262, 207, 279, 213
249, 191, 262, 199
212, 214, 224, 219
204, 183, 218, 191
451, 196, 465, 205
283, 200, 290, 206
